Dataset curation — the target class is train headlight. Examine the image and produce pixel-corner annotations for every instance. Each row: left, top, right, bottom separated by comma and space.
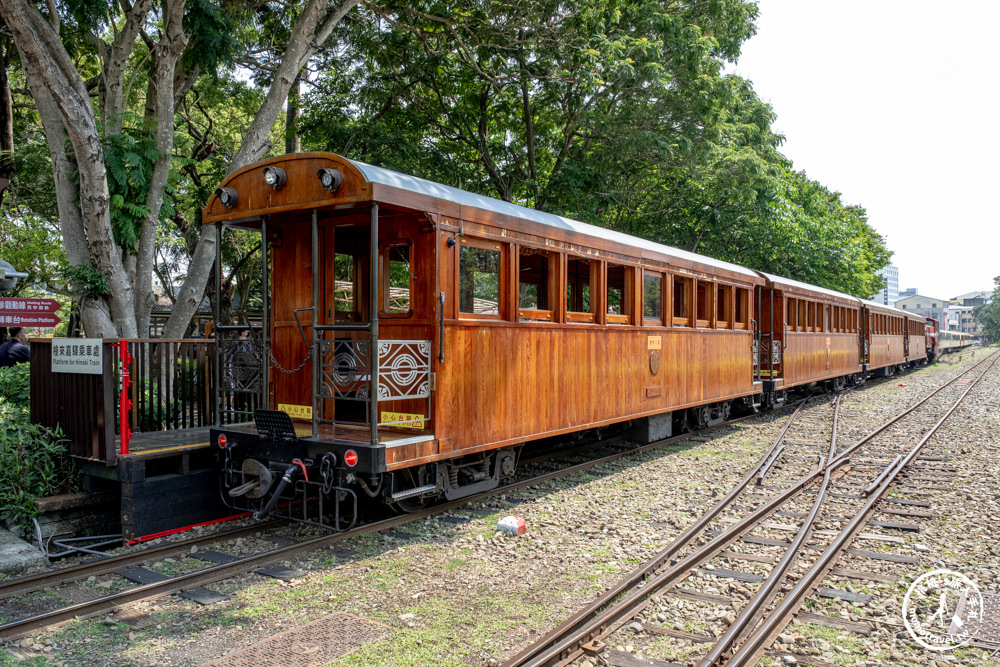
317, 168, 343, 192
262, 166, 286, 190
215, 187, 238, 208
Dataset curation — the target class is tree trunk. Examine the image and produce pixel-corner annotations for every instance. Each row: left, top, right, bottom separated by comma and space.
162, 0, 361, 339
0, 37, 13, 208
135, 0, 187, 337
285, 72, 301, 154
1, 0, 139, 337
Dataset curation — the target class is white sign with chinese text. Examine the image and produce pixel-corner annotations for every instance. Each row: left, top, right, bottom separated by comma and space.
51, 338, 104, 374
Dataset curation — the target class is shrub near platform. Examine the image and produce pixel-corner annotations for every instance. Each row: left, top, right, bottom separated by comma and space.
0, 364, 80, 533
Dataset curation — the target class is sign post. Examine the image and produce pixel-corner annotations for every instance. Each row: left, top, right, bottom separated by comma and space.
0, 297, 62, 328
51, 338, 103, 374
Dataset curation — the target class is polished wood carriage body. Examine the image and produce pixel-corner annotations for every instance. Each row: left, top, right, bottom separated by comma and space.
204, 153, 926, 477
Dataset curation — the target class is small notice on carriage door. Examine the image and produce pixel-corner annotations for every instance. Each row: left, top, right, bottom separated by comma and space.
51, 338, 103, 374
647, 336, 662, 350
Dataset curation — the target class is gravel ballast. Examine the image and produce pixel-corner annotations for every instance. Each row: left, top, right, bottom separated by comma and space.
4, 350, 999, 667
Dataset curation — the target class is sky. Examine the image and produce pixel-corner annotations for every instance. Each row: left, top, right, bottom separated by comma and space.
730, 1, 1000, 301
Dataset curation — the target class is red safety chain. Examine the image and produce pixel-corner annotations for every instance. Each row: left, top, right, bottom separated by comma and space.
114, 341, 132, 456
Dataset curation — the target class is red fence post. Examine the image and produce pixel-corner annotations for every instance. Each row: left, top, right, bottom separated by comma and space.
115, 341, 132, 456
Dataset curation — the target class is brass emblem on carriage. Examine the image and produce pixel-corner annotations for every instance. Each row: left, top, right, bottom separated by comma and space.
649, 350, 660, 375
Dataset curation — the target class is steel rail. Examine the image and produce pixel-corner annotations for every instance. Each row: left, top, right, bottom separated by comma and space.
509, 463, 826, 667
0, 521, 278, 601
0, 402, 803, 642
0, 359, 959, 642
0, 397, 807, 624
502, 396, 817, 667
828, 351, 996, 465
723, 352, 999, 667
507, 351, 997, 667
697, 394, 846, 667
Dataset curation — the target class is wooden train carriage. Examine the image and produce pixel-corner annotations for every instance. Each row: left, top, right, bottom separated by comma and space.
905, 312, 928, 364
755, 273, 864, 392
203, 152, 767, 510
862, 300, 911, 375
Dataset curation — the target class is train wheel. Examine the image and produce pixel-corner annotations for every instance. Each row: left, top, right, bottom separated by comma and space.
392, 496, 429, 513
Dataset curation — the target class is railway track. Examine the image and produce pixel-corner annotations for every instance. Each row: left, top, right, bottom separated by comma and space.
504, 350, 998, 667
0, 392, 815, 642
0, 358, 959, 647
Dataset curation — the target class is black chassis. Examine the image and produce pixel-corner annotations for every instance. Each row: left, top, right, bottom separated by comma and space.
209, 427, 387, 476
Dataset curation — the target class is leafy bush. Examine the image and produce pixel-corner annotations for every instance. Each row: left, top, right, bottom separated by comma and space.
0, 364, 30, 407
0, 370, 80, 532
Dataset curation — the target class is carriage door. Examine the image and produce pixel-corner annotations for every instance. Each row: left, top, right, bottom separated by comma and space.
903, 319, 910, 358
753, 286, 762, 382
858, 309, 869, 366
374, 217, 434, 433
754, 286, 781, 382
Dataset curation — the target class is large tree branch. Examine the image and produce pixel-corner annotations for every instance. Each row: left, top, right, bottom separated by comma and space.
134, 0, 187, 336
1, 0, 137, 336
162, 0, 361, 338
101, 0, 154, 134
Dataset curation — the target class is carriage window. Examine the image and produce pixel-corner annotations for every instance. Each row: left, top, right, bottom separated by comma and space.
334, 253, 356, 315
606, 263, 632, 323
643, 272, 662, 322
381, 244, 412, 315
798, 300, 806, 330
673, 276, 691, 326
566, 258, 593, 319
787, 298, 796, 330
519, 247, 552, 320
734, 288, 748, 329
824, 306, 830, 332
459, 244, 502, 315
696, 281, 713, 327
717, 285, 732, 329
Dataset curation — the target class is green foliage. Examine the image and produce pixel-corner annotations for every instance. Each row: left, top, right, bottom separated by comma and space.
303, 0, 889, 298
59, 0, 112, 32
0, 211, 66, 297
63, 262, 110, 298
103, 127, 161, 250
0, 365, 31, 407
0, 389, 79, 533
973, 277, 1000, 341
182, 0, 242, 76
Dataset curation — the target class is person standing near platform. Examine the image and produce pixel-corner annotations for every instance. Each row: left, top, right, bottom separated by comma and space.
0, 327, 30, 366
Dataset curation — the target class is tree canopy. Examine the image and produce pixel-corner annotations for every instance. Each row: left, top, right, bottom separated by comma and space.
0, 0, 893, 339
973, 277, 1000, 342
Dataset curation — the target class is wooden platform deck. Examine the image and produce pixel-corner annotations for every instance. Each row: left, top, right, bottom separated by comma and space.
123, 423, 432, 461
125, 427, 215, 461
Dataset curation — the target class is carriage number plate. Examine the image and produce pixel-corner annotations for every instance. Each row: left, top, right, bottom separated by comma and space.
647, 335, 662, 350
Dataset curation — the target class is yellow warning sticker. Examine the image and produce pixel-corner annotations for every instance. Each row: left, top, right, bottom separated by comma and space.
647, 335, 662, 350
278, 404, 313, 419
381, 412, 426, 429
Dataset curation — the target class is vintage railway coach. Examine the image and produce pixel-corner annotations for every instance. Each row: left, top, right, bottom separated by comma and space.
755, 274, 865, 394
204, 153, 928, 527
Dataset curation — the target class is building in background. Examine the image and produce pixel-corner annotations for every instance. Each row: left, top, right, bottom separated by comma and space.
898, 287, 917, 301
874, 265, 899, 306
952, 290, 990, 307
895, 294, 948, 327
